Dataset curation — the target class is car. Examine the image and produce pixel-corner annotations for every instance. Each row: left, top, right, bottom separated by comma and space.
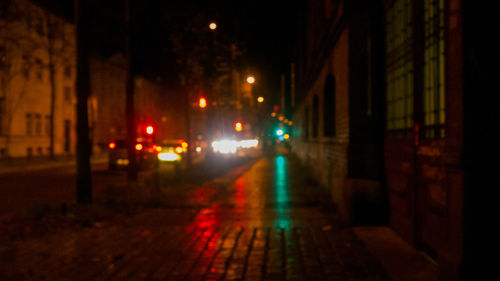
156, 140, 187, 171
107, 139, 157, 170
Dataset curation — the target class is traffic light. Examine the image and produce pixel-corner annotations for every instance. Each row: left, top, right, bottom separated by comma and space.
199, 97, 207, 108
235, 122, 243, 132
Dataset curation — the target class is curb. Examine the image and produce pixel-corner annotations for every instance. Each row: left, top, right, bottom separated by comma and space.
0, 155, 108, 175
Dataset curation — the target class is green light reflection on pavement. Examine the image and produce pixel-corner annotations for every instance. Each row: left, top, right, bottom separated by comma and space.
273, 155, 291, 230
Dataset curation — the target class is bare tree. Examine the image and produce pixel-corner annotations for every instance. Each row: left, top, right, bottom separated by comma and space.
0, 0, 40, 159
43, 13, 75, 159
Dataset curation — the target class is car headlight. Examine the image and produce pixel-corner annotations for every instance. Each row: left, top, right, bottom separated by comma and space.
158, 152, 180, 161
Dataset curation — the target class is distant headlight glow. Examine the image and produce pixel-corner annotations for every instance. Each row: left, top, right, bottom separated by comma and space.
158, 152, 180, 161
212, 139, 238, 154
239, 139, 259, 148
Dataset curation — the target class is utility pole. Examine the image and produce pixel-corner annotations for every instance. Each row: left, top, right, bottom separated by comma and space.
281, 74, 285, 116
75, 0, 92, 203
291, 63, 295, 109
125, 0, 137, 181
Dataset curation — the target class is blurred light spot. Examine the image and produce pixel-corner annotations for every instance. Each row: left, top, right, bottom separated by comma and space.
158, 152, 180, 161
239, 139, 259, 148
212, 139, 238, 154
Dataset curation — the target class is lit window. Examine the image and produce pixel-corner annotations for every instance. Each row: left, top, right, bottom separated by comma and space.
423, 0, 446, 138
385, 0, 414, 137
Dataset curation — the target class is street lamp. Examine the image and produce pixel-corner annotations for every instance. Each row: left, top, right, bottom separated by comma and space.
209, 21, 217, 30
246, 76, 255, 84
199, 97, 207, 108
257, 96, 264, 103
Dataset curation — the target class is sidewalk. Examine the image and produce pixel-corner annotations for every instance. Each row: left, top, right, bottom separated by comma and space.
0, 153, 439, 281
353, 226, 438, 281
0, 153, 108, 175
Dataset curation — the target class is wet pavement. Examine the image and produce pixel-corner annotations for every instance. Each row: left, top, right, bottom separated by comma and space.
0, 154, 397, 280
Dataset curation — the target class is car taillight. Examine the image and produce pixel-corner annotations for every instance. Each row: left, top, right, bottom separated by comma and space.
175, 146, 183, 154
109, 142, 116, 149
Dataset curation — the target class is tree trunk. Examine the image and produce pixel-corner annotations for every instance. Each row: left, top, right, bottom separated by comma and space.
75, 0, 92, 204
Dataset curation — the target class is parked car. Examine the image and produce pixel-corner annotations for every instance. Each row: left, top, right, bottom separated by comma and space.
108, 140, 156, 170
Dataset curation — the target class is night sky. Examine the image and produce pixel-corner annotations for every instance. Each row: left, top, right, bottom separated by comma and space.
34, 0, 300, 107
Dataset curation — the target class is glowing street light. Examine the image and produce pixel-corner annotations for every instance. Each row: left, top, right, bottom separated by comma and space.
246, 76, 255, 84
209, 21, 217, 30
257, 96, 264, 103
199, 97, 207, 108
146, 125, 154, 135
235, 122, 243, 132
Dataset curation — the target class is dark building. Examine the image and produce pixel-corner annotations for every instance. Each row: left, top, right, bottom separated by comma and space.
292, 0, 496, 279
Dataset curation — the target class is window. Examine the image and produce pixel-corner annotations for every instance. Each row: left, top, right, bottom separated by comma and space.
312, 95, 319, 138
0, 46, 6, 69
323, 75, 336, 136
35, 58, 42, 80
64, 65, 71, 78
25, 13, 32, 30
45, 115, 51, 136
35, 15, 44, 36
22, 55, 30, 78
0, 97, 4, 134
423, 0, 445, 138
385, 0, 414, 136
304, 106, 310, 140
64, 87, 72, 102
35, 114, 42, 136
26, 113, 33, 135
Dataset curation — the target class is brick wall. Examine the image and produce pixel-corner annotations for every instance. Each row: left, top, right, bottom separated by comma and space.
292, 29, 351, 220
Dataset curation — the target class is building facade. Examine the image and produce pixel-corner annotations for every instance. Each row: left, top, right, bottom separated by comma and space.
1, 0, 172, 160
1, 0, 76, 158
292, 0, 495, 279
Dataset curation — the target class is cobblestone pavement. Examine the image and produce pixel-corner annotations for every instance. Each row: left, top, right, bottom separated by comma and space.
0, 154, 391, 281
